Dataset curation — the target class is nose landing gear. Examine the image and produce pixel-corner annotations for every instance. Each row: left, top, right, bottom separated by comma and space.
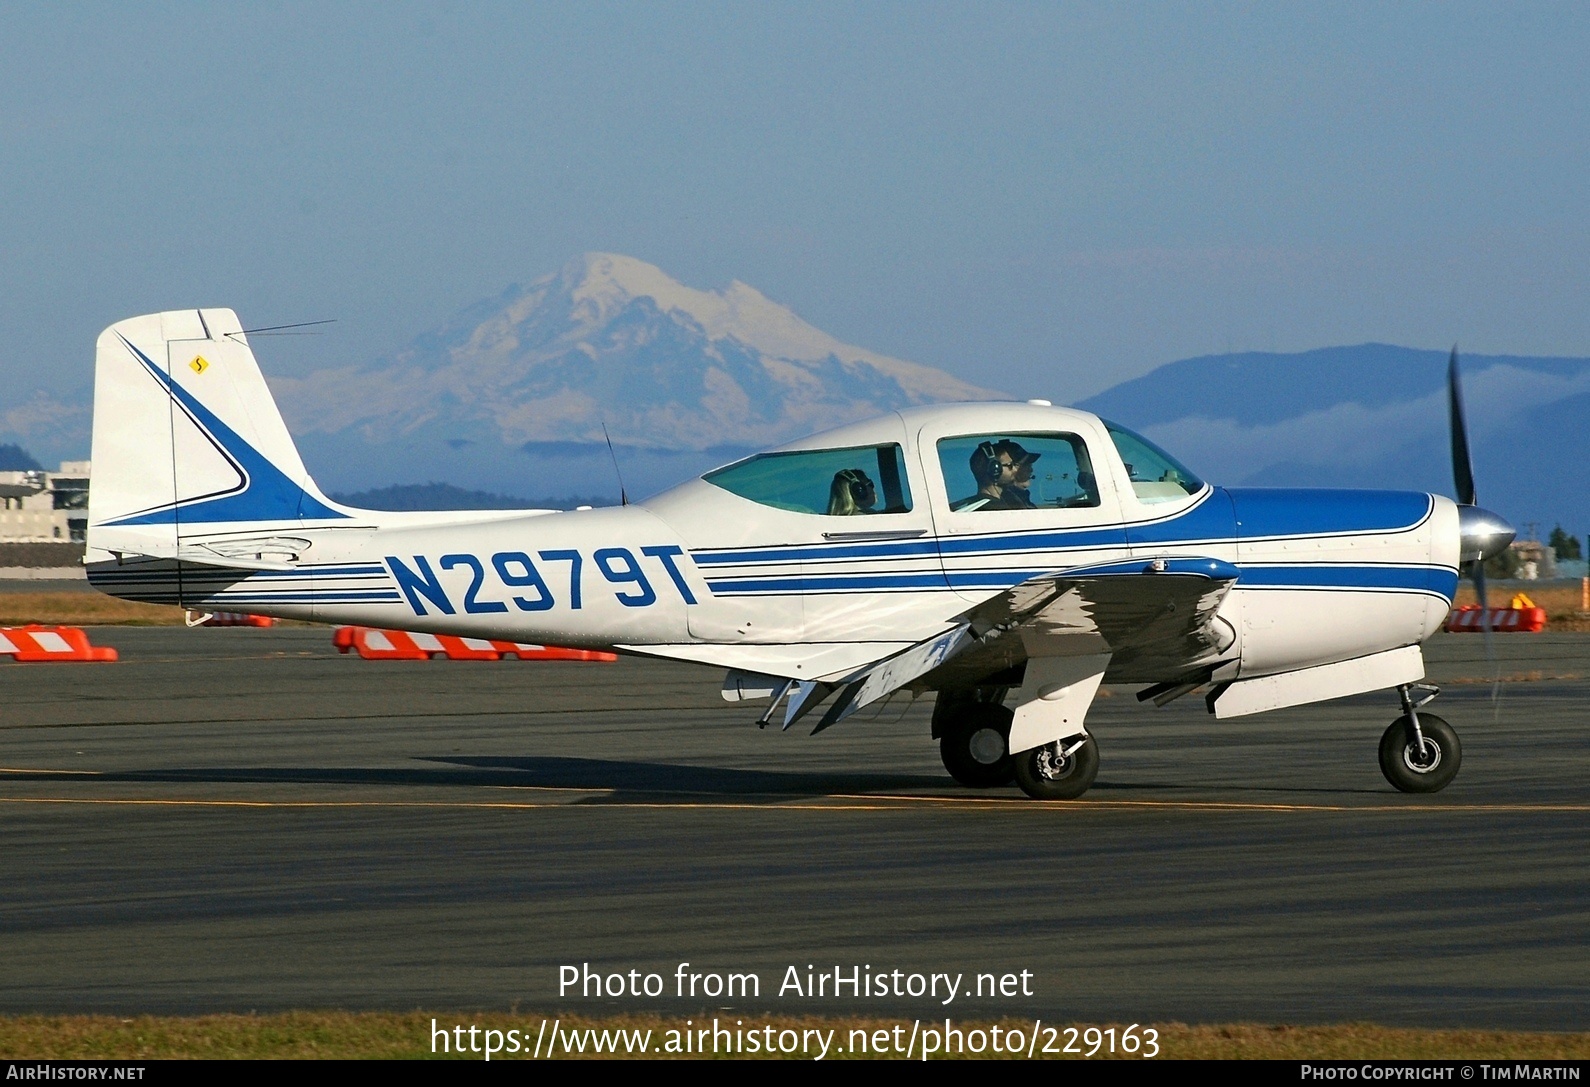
1380, 683, 1461, 793
1013, 733, 1099, 800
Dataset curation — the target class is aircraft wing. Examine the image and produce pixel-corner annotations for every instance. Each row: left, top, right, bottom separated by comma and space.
807, 556, 1239, 731
966, 555, 1239, 675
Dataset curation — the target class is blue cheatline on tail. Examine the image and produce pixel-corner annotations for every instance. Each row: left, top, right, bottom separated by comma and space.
104, 333, 347, 527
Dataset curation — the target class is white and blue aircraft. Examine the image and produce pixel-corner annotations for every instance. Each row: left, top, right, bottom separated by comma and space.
85, 309, 1516, 799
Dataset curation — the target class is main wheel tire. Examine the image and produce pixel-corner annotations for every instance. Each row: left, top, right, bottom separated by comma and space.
1378, 713, 1461, 793
939, 703, 1015, 787
1013, 735, 1099, 800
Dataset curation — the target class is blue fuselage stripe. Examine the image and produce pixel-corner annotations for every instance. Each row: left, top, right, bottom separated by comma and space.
707, 572, 953, 593
706, 565, 1453, 597
1240, 565, 1457, 596
694, 540, 941, 564
690, 488, 1437, 569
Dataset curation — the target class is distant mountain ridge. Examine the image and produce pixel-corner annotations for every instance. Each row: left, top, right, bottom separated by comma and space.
0, 443, 42, 471
330, 482, 615, 511
1077, 343, 1590, 427
1076, 343, 1590, 536
0, 398, 85, 473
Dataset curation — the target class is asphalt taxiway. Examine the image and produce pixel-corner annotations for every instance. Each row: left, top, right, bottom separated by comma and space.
1, 626, 1586, 1028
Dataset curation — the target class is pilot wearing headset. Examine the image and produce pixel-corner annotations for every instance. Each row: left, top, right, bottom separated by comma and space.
987, 439, 1040, 509
827, 468, 878, 516
951, 440, 1039, 511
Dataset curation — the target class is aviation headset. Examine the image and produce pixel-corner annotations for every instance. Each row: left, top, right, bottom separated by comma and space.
969, 441, 1004, 486
971, 440, 1040, 487
836, 468, 874, 500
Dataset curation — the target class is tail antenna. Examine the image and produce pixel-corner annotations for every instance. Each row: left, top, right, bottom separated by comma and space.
226, 319, 337, 339
601, 422, 629, 506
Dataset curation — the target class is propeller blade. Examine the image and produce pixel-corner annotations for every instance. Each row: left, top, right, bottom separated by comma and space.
1473, 559, 1500, 709
1448, 346, 1477, 507
1449, 344, 1502, 713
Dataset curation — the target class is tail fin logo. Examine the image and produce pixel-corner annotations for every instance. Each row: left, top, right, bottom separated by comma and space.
189, 356, 209, 375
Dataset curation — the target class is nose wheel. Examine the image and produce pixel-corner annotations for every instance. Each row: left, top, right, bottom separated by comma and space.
1380, 684, 1461, 793
1013, 734, 1099, 800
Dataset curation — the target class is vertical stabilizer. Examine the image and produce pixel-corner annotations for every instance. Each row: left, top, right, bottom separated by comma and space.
88, 309, 347, 557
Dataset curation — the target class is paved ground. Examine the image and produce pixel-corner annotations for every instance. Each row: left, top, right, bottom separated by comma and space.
0, 626, 1586, 1028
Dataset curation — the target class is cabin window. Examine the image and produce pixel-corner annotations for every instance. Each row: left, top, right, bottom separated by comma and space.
937, 432, 1100, 513
703, 444, 914, 516
1103, 421, 1203, 502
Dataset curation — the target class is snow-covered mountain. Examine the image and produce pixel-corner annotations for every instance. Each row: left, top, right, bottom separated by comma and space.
274, 253, 1004, 497
13, 253, 1581, 526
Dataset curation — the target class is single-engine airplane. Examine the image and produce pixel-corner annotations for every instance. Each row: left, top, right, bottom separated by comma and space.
85, 309, 1516, 799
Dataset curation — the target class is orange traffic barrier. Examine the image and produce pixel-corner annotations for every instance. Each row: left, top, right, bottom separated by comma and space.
0, 625, 119, 662
186, 611, 277, 627
331, 626, 616, 662
1444, 605, 1546, 633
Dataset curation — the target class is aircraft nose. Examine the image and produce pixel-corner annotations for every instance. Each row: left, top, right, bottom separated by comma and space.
1457, 505, 1515, 563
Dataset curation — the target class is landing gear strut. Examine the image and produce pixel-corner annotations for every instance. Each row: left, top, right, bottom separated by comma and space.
1379, 683, 1461, 793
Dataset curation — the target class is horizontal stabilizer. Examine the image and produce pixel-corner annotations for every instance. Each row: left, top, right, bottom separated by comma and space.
97, 545, 296, 573
92, 527, 309, 571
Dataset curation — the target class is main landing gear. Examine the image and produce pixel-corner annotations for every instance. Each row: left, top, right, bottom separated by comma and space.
933, 691, 1100, 799
1380, 683, 1461, 793
936, 700, 1016, 787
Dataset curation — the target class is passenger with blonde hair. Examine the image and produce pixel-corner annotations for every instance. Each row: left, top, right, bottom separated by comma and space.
827, 469, 877, 516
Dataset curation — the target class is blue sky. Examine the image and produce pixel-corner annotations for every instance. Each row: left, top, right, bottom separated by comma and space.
2, 2, 1587, 416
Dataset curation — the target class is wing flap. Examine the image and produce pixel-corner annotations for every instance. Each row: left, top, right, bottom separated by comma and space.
810, 623, 975, 732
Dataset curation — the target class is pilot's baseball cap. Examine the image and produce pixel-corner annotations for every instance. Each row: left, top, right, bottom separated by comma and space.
993, 439, 1040, 465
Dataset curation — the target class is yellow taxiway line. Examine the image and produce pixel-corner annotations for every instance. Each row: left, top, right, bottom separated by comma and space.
0, 794, 1587, 814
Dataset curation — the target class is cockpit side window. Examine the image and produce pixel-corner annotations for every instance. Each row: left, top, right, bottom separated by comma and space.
704, 444, 914, 515
1103, 421, 1204, 503
936, 432, 1100, 513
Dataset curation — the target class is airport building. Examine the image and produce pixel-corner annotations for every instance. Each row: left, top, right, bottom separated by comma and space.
0, 462, 90, 576
0, 461, 90, 543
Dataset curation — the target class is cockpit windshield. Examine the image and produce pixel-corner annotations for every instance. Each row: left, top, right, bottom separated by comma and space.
703, 443, 914, 515
1103, 421, 1204, 503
